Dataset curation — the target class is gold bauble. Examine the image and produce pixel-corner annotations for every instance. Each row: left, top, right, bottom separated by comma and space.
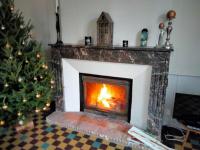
5, 43, 11, 49
35, 109, 40, 113
17, 51, 22, 56
50, 80, 55, 84
0, 120, 5, 126
4, 83, 9, 87
17, 112, 22, 116
23, 98, 27, 103
2, 104, 8, 110
46, 103, 50, 107
36, 53, 41, 58
36, 93, 41, 98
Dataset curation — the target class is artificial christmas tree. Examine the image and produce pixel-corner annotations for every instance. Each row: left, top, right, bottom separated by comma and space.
0, 0, 54, 126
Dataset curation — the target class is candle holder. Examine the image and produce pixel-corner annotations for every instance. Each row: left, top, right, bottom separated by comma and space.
165, 10, 176, 49
123, 40, 128, 47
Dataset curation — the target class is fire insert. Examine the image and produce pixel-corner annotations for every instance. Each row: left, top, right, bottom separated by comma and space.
79, 73, 132, 122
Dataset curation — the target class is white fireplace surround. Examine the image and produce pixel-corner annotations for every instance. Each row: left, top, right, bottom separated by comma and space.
62, 58, 152, 130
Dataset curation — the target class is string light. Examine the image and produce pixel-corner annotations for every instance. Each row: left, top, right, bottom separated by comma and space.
36, 53, 41, 58
23, 98, 27, 103
36, 93, 41, 98
17, 112, 22, 116
50, 80, 55, 84
2, 104, 8, 110
4, 83, 9, 87
46, 102, 50, 107
17, 50, 22, 56
35, 108, 40, 113
43, 107, 47, 111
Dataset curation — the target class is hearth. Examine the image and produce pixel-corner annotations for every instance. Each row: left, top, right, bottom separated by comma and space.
79, 73, 132, 122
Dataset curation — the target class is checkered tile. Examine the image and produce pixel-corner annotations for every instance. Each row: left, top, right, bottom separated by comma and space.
0, 114, 132, 150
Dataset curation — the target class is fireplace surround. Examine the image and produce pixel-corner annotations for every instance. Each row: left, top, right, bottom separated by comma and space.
50, 44, 173, 136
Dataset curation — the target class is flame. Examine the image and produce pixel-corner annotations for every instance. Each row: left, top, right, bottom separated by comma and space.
97, 84, 111, 108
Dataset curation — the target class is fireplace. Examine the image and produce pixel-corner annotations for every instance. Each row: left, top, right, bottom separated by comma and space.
79, 73, 132, 122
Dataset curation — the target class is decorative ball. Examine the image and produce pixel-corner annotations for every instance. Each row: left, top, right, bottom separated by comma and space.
5, 43, 11, 49
20, 25, 24, 29
42, 64, 46, 68
4, 83, 9, 88
17, 50, 22, 56
18, 77, 23, 82
9, 55, 13, 60
23, 98, 27, 103
3, 104, 8, 110
36, 53, 41, 58
10, 5, 14, 11
36, 93, 41, 98
0, 120, 5, 126
17, 112, 22, 116
159, 22, 165, 29
166, 10, 176, 20
50, 80, 55, 84
35, 109, 40, 113
46, 103, 50, 107
1, 25, 5, 30
45, 65, 48, 70
18, 120, 24, 125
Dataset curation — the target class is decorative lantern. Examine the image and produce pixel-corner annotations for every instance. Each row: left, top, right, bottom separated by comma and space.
97, 12, 113, 46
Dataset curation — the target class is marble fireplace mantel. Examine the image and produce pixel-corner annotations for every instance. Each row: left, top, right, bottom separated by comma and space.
50, 44, 173, 136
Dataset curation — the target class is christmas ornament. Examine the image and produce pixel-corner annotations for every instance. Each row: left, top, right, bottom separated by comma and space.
23, 98, 27, 103
4, 83, 9, 87
1, 25, 5, 30
46, 103, 50, 107
10, 5, 14, 11
2, 104, 8, 110
20, 25, 24, 29
18, 120, 24, 125
36, 53, 41, 58
36, 93, 41, 98
18, 77, 23, 82
5, 43, 11, 49
35, 108, 40, 113
9, 55, 13, 60
42, 64, 46, 68
50, 80, 55, 84
17, 112, 22, 116
45, 65, 48, 70
17, 50, 22, 56
0, 120, 5, 126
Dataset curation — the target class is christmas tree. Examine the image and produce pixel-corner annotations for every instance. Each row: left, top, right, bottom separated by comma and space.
0, 0, 54, 126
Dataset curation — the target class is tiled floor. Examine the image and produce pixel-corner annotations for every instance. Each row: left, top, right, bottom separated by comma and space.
0, 114, 132, 150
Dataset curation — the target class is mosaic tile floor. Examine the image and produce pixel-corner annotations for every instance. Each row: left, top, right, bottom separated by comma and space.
0, 114, 133, 150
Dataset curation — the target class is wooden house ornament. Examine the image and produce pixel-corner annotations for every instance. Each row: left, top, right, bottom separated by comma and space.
97, 12, 113, 46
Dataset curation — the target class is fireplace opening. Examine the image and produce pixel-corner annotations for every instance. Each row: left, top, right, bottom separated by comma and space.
79, 73, 132, 122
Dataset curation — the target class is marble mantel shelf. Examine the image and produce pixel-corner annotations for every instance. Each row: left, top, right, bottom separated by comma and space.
49, 44, 173, 52
49, 44, 173, 136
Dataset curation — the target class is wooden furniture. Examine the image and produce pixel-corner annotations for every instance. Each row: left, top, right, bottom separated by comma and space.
181, 124, 200, 150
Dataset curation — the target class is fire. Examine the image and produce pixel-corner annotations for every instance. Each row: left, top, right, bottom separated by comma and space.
97, 84, 111, 108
